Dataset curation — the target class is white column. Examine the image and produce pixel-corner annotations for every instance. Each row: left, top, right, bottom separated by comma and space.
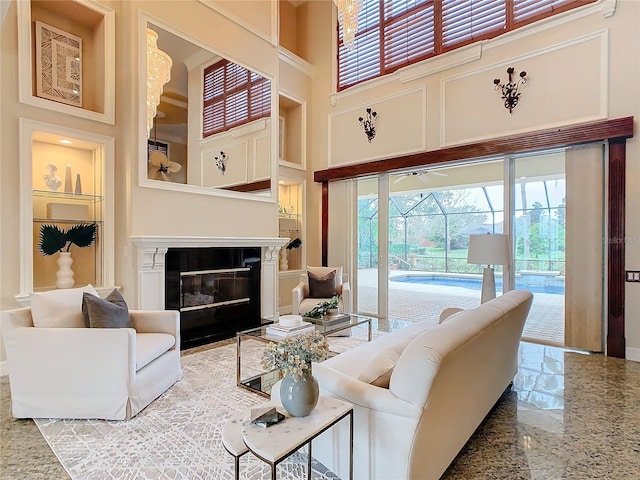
135, 246, 167, 310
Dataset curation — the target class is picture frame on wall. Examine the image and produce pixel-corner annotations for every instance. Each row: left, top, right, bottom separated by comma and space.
35, 21, 82, 107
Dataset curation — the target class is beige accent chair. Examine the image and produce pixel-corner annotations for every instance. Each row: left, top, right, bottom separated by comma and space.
291, 266, 351, 315
1, 306, 183, 420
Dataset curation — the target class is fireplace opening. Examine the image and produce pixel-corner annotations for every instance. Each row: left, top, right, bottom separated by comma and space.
165, 247, 261, 349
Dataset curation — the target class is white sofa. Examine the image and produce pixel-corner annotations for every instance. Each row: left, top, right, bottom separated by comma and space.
1, 307, 183, 420
274, 289, 533, 480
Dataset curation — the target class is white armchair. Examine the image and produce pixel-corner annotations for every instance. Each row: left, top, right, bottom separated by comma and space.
1, 306, 183, 420
292, 266, 351, 315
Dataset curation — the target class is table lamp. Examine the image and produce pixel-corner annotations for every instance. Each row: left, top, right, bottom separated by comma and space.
467, 234, 511, 303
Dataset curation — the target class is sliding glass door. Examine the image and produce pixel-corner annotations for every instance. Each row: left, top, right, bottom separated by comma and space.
352, 148, 604, 349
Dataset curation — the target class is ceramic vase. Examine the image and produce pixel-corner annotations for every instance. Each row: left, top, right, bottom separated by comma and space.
280, 369, 319, 417
56, 252, 75, 289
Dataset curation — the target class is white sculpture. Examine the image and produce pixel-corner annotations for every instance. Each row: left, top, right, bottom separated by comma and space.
43, 164, 62, 191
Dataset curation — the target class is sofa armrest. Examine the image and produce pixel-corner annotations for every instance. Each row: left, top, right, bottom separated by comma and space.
313, 362, 422, 419
291, 282, 306, 315
438, 307, 464, 324
3, 327, 136, 395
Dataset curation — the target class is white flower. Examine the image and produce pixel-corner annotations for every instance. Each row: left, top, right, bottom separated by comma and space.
263, 331, 329, 381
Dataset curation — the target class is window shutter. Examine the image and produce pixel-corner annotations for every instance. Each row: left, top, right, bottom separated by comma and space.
203, 59, 270, 137
513, 0, 591, 25
441, 0, 505, 49
337, 0, 595, 92
383, 1, 435, 71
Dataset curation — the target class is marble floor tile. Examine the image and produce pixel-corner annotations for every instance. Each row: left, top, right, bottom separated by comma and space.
2, 341, 639, 480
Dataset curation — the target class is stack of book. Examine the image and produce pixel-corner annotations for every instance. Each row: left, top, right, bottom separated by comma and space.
250, 407, 285, 428
265, 321, 315, 338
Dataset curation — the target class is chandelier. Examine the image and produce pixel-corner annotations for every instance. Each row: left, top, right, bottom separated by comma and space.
334, 0, 361, 50
146, 28, 172, 136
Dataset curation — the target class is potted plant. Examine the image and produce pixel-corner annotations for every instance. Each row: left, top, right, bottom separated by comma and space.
304, 295, 340, 319
38, 223, 98, 289
263, 331, 329, 417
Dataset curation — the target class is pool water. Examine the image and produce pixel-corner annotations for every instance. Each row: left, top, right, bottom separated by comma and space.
390, 275, 565, 295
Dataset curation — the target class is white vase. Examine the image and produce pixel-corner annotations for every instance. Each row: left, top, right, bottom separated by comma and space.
279, 248, 288, 271
56, 252, 75, 289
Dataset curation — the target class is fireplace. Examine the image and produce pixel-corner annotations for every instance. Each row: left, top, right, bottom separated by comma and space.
132, 236, 287, 349
165, 247, 261, 349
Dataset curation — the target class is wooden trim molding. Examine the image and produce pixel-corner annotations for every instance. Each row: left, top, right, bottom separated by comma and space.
318, 116, 634, 357
222, 179, 271, 193
607, 139, 626, 358
322, 182, 329, 266
315, 116, 633, 182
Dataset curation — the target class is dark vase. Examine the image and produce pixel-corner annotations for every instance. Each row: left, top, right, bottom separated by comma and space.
280, 369, 319, 417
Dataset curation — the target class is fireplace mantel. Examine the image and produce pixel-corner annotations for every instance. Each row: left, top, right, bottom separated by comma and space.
131, 236, 287, 320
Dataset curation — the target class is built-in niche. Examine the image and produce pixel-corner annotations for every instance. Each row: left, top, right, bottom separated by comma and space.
16, 0, 115, 124
278, 93, 306, 169
278, 179, 304, 272
17, 119, 115, 304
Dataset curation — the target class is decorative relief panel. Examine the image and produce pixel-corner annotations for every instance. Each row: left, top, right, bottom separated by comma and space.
329, 88, 426, 167
441, 31, 608, 147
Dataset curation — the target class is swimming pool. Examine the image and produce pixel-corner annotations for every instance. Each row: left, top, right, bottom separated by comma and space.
390, 274, 565, 295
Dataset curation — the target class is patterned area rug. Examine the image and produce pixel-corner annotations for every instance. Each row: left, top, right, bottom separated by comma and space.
34, 329, 375, 480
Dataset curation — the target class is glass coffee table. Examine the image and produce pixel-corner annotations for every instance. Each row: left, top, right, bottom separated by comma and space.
236, 314, 372, 397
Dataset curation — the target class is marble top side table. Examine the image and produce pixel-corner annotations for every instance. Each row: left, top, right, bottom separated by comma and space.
238, 396, 353, 480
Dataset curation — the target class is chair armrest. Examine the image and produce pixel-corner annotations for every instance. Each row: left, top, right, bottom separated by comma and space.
312, 362, 421, 419
130, 310, 180, 351
291, 282, 307, 315
3, 327, 136, 394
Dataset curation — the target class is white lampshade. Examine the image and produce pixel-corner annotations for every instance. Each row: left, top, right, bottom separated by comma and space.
467, 234, 511, 266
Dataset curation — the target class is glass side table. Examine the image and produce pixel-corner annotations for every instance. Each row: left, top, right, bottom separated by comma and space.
236, 314, 372, 397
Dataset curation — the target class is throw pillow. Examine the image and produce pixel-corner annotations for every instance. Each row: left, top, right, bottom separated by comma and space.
308, 269, 337, 298
31, 284, 98, 328
82, 289, 131, 329
357, 349, 401, 389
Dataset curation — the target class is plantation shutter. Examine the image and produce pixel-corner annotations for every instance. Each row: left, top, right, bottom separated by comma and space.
383, 0, 435, 71
338, 0, 382, 91
441, 0, 505, 49
337, 0, 595, 92
203, 60, 270, 137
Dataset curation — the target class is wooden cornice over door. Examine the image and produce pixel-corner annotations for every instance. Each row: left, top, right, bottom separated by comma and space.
315, 116, 634, 358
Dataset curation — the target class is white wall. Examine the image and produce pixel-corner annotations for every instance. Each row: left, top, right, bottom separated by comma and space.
305, 1, 640, 358
0, 0, 281, 367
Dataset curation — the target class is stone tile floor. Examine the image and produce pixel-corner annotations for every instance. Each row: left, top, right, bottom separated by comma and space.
2, 340, 638, 479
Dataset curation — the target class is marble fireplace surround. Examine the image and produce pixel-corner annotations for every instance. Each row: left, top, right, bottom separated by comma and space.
131, 236, 287, 321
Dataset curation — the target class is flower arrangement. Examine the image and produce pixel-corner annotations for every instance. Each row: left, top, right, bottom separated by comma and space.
262, 331, 329, 381
304, 295, 340, 319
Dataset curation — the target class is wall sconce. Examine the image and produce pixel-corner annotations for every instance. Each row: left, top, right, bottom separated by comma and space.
214, 151, 227, 174
493, 67, 527, 113
358, 107, 377, 143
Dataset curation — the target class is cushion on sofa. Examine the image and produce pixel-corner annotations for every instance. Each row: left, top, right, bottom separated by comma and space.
308, 269, 337, 298
82, 289, 131, 328
357, 349, 401, 388
31, 284, 98, 328
136, 333, 176, 371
